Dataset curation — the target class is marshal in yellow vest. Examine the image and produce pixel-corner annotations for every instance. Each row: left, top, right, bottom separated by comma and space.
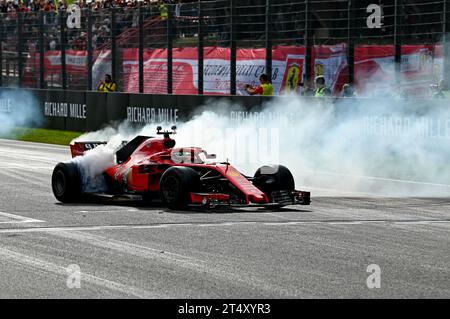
260, 83, 274, 96
98, 82, 117, 92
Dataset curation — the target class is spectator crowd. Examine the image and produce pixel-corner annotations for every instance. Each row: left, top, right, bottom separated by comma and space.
0, 0, 192, 55
0, 0, 448, 98
0, 0, 191, 13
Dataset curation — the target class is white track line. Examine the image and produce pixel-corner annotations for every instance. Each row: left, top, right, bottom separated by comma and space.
0, 164, 51, 170
0, 219, 448, 233
0, 139, 67, 149
0, 230, 300, 297
55, 231, 207, 266
0, 211, 45, 224
0, 246, 158, 298
0, 169, 51, 190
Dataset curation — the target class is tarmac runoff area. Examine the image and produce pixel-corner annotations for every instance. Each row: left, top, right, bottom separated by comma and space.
0, 139, 449, 298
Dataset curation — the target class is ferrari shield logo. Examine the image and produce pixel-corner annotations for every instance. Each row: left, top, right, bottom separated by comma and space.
284, 63, 301, 93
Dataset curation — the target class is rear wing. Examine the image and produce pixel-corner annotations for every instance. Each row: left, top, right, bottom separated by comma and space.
70, 142, 108, 158
70, 137, 150, 160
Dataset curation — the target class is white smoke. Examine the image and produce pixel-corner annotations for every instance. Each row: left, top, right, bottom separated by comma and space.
70, 132, 132, 193
72, 94, 450, 197
72, 144, 117, 193
0, 90, 43, 135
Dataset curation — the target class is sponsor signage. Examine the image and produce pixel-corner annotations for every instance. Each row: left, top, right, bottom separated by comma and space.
0, 99, 12, 113
1, 88, 449, 142
126, 107, 179, 124
44, 102, 87, 119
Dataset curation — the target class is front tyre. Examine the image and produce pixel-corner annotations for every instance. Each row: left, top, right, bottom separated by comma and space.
160, 166, 200, 210
253, 165, 295, 201
52, 162, 82, 203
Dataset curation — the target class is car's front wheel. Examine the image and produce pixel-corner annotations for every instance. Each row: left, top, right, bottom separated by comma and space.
160, 166, 199, 210
253, 165, 295, 202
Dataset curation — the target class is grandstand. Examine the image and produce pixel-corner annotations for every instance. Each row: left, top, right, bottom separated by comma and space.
0, 0, 449, 97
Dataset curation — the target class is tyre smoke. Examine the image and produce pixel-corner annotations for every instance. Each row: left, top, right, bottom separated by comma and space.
73, 96, 450, 197
0, 90, 43, 136
70, 137, 126, 193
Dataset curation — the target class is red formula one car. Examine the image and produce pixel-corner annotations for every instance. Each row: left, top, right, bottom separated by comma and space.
52, 127, 310, 209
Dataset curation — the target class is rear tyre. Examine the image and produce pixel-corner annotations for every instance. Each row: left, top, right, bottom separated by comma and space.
160, 167, 200, 209
253, 165, 295, 201
52, 162, 82, 203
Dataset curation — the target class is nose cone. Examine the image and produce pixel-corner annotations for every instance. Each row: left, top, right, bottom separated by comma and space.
249, 194, 268, 204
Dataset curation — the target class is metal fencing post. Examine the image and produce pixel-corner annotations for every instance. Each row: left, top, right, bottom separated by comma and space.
0, 17, 3, 87
139, 5, 144, 93
167, 5, 173, 94
265, 0, 272, 81
18, 13, 23, 87
230, 0, 237, 95
111, 8, 117, 86
444, 0, 450, 84
394, 0, 402, 85
347, 0, 355, 85
39, 11, 45, 89
198, 0, 204, 95
304, 0, 312, 86
60, 10, 67, 90
87, 9, 93, 91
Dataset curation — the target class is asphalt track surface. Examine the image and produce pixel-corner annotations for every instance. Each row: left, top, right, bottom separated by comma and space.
0, 139, 449, 298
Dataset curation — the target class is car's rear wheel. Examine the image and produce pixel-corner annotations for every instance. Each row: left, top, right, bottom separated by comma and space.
253, 165, 295, 202
160, 167, 200, 209
52, 162, 82, 203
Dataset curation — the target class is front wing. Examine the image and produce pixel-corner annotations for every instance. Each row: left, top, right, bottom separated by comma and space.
189, 190, 311, 208
77, 190, 311, 209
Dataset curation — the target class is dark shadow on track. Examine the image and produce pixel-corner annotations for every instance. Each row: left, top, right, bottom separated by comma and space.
54, 200, 313, 215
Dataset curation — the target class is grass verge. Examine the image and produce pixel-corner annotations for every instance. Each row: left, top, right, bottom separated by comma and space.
0, 127, 84, 146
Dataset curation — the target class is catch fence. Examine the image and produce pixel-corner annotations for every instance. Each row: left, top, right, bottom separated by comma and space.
0, 0, 449, 97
